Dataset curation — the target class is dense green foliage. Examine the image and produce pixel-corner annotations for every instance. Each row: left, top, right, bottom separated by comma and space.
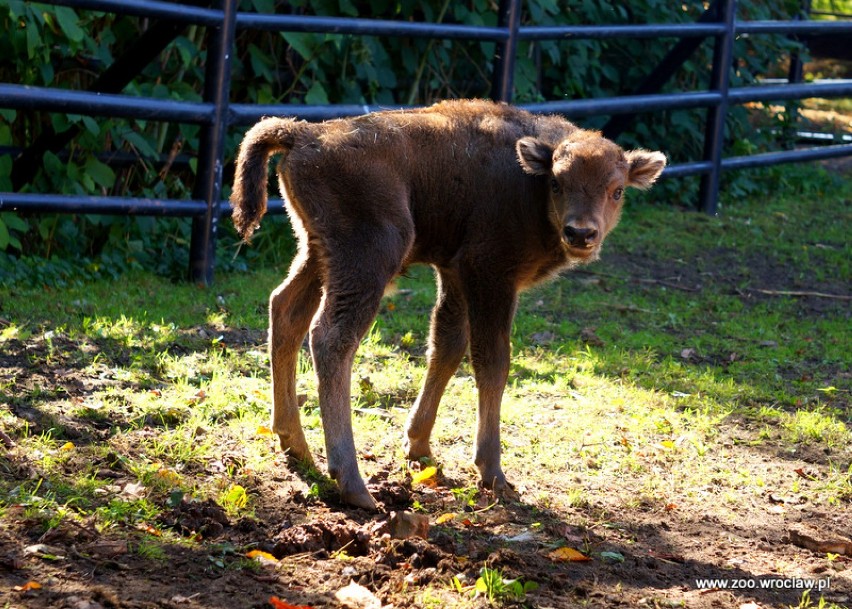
0, 0, 811, 284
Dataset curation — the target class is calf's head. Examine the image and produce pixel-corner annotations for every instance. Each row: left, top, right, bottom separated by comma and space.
517, 132, 666, 260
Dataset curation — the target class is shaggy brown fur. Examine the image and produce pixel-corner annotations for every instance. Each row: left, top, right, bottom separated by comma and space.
231, 99, 666, 509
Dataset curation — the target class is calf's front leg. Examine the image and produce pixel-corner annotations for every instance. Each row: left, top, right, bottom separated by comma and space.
405, 268, 469, 461
465, 276, 519, 498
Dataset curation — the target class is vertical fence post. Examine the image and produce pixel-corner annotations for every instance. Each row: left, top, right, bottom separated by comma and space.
783, 0, 810, 149
188, 0, 237, 285
491, 0, 521, 102
698, 0, 736, 215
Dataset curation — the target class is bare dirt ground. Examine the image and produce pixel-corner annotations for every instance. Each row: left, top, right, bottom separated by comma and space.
1, 433, 850, 609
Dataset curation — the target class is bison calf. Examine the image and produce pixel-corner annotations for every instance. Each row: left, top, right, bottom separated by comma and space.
231, 99, 665, 509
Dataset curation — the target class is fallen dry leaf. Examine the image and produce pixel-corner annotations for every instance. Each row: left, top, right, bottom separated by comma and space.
170, 593, 202, 604
269, 597, 313, 609
156, 468, 181, 484
548, 546, 591, 562
410, 466, 437, 486
80, 540, 128, 558
23, 544, 66, 560
789, 528, 852, 557
14, 580, 42, 591
435, 512, 456, 524
647, 549, 685, 563
247, 549, 279, 564
121, 482, 146, 499
334, 581, 382, 609
388, 511, 429, 540
136, 523, 161, 536
794, 467, 818, 481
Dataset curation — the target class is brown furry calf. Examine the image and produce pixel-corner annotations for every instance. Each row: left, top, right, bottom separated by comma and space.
231, 99, 666, 509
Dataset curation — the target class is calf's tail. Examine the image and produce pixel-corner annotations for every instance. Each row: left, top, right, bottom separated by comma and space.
230, 117, 300, 242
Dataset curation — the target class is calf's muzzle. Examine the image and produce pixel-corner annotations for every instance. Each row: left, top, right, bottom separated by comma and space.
563, 224, 599, 249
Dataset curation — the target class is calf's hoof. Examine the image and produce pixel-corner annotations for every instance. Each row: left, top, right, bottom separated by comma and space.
339, 484, 378, 511
277, 434, 314, 466
479, 474, 520, 501
404, 436, 432, 462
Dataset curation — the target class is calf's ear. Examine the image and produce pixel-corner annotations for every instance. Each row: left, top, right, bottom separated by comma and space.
625, 150, 667, 190
516, 137, 554, 175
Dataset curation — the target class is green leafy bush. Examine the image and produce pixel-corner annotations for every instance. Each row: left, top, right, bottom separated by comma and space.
0, 0, 809, 285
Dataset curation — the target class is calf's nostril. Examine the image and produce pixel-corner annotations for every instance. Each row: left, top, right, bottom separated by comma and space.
563, 226, 597, 247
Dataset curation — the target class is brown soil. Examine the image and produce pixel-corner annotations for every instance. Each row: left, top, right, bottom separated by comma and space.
2, 445, 851, 609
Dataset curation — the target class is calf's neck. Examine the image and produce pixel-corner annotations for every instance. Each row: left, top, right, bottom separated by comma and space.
231, 99, 666, 509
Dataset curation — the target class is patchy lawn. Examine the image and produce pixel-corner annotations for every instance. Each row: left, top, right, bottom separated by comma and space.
1, 163, 850, 609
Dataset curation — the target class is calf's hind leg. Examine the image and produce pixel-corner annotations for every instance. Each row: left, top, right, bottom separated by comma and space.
310, 226, 413, 509
269, 248, 322, 463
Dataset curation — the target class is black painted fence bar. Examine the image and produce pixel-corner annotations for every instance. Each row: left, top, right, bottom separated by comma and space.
42, 0, 852, 38
728, 80, 852, 103
0, 83, 216, 124
46, 0, 223, 25
1, 0, 851, 282
0, 193, 208, 216
520, 91, 723, 119
236, 13, 508, 40
13, 77, 840, 130
518, 23, 727, 40
736, 19, 852, 34
722, 142, 852, 170
663, 143, 852, 178
188, 0, 237, 284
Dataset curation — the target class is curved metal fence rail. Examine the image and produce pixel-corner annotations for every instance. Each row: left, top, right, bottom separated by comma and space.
1, 0, 850, 283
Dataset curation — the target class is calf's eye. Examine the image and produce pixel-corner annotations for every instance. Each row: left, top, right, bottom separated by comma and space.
550, 179, 560, 193
613, 188, 624, 201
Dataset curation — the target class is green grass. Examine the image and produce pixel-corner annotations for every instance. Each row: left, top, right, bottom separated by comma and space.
0, 164, 850, 607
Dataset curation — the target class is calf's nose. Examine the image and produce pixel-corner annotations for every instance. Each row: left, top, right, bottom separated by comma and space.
563, 225, 598, 248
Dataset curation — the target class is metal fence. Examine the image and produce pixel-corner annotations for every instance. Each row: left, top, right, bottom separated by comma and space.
1, 0, 851, 283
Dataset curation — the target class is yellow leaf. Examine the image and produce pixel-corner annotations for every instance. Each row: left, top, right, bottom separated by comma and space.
548, 547, 591, 562
436, 512, 456, 524
14, 580, 42, 591
256, 425, 274, 436
156, 468, 181, 484
660, 440, 675, 449
247, 550, 279, 563
60, 441, 74, 451
411, 466, 438, 485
